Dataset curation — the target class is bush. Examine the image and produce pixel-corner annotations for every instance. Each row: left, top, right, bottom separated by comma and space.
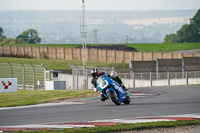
0, 38, 17, 45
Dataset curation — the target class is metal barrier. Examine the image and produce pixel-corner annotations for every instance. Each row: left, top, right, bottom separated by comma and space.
130, 68, 200, 88
69, 65, 117, 90
68, 65, 200, 89
0, 63, 46, 90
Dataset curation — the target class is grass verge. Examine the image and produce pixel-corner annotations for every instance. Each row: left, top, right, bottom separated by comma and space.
0, 57, 129, 70
127, 43, 200, 52
17, 120, 200, 133
0, 90, 93, 107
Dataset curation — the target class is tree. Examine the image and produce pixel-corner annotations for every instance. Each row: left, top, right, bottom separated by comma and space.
190, 9, 200, 42
163, 33, 177, 43
163, 9, 200, 43
0, 27, 6, 38
16, 29, 41, 44
176, 24, 194, 42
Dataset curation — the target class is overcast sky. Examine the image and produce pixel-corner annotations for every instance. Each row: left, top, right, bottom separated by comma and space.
0, 0, 199, 11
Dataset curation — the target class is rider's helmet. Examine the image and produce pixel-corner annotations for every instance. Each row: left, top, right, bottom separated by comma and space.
91, 68, 99, 79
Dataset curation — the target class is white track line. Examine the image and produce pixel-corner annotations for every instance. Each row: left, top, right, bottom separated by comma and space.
0, 102, 85, 110
1, 113, 199, 130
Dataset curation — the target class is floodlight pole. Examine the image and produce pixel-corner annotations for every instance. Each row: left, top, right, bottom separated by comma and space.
81, 0, 87, 69
81, 0, 88, 89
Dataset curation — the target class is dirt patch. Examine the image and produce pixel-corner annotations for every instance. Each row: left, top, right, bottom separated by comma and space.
77, 45, 137, 52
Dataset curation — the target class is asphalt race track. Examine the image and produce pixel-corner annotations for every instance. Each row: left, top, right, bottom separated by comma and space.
0, 85, 200, 126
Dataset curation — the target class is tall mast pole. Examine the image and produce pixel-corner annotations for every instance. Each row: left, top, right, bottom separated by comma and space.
81, 0, 87, 69
81, 0, 88, 89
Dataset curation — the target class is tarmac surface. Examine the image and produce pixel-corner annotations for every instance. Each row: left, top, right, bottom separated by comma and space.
0, 85, 200, 131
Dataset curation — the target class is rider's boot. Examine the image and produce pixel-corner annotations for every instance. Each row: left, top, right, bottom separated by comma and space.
121, 84, 129, 91
100, 93, 107, 102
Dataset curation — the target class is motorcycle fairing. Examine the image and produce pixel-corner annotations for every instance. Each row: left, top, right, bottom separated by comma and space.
97, 74, 126, 102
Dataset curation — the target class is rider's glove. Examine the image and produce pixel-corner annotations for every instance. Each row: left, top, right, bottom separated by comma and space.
93, 87, 98, 92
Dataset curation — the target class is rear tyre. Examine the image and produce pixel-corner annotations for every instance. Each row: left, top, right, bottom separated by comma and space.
107, 91, 121, 105
123, 96, 131, 104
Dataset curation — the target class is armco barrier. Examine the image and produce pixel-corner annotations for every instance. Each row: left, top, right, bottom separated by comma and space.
0, 45, 199, 63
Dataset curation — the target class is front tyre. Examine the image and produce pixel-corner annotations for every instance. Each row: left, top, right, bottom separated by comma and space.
123, 96, 131, 104
107, 91, 121, 105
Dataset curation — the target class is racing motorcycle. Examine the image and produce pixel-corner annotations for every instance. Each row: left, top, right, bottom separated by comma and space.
96, 74, 131, 105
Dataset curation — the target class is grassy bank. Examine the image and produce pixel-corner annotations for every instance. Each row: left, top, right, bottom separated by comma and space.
4, 42, 200, 52
0, 57, 129, 70
127, 43, 200, 52
0, 90, 93, 107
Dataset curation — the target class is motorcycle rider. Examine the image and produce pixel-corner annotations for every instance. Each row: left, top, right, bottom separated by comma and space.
91, 68, 128, 101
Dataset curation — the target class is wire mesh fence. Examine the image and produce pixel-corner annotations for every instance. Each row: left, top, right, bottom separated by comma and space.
131, 70, 200, 88
0, 63, 46, 90
132, 71, 200, 80
69, 65, 118, 90
68, 64, 200, 89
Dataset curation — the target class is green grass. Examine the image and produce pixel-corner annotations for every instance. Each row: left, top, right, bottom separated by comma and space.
0, 57, 129, 70
0, 90, 93, 107
8, 43, 82, 48
2, 42, 200, 70
127, 43, 200, 52
17, 120, 200, 133
7, 42, 200, 52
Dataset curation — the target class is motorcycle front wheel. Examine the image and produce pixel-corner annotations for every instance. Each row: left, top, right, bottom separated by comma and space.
107, 91, 121, 105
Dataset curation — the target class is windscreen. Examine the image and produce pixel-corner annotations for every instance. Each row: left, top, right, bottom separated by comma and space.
97, 75, 106, 83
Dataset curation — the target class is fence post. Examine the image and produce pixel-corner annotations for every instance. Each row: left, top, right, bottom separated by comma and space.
195, 71, 197, 78
164, 67, 170, 86
41, 64, 47, 90
69, 64, 78, 90
76, 65, 79, 90
130, 68, 135, 88
30, 64, 35, 90
69, 64, 75, 90
146, 67, 152, 87
183, 67, 188, 85
8, 62, 13, 78
156, 59, 159, 80
182, 58, 185, 78
72, 66, 75, 90
20, 63, 25, 90
84, 65, 88, 90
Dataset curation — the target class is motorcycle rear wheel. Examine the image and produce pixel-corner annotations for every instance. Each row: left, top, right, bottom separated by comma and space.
108, 91, 121, 105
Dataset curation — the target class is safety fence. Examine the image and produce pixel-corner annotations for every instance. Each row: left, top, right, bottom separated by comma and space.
64, 65, 200, 89
0, 63, 46, 90
4, 63, 197, 90
68, 65, 118, 90
130, 66, 200, 88
117, 70, 200, 80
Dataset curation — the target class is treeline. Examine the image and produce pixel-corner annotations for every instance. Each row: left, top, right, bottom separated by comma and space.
164, 9, 200, 43
0, 10, 196, 44
0, 28, 41, 45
